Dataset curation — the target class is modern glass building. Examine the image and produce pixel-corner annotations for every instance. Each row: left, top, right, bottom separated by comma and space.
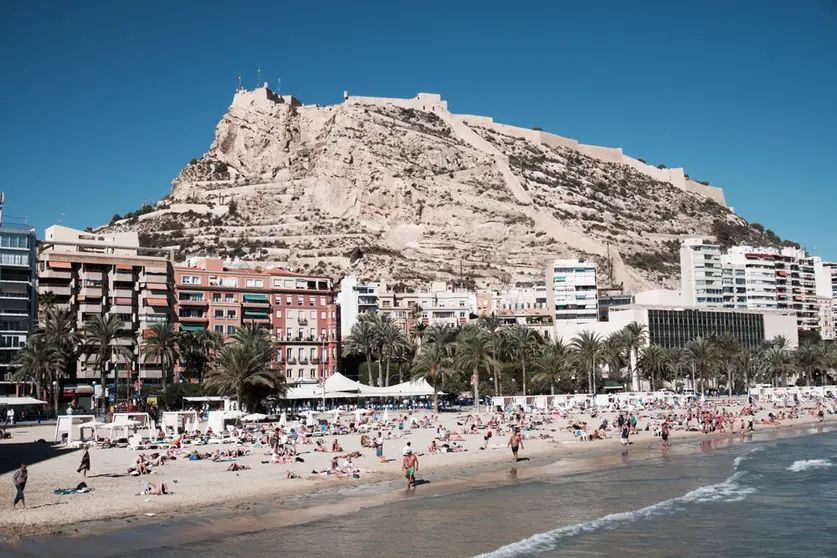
0, 198, 37, 381
647, 308, 765, 350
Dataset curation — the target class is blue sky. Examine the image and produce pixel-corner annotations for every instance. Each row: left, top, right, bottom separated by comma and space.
1, 1, 835, 259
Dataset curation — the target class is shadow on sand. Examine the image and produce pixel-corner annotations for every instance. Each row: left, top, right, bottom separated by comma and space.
0, 441, 79, 475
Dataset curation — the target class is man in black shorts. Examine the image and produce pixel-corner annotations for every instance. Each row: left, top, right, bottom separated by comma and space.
661, 419, 670, 450
508, 429, 523, 462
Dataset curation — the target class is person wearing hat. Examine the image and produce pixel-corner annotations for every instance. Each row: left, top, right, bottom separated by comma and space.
402, 448, 418, 489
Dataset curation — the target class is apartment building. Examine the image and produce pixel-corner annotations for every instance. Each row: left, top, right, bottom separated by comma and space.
377, 281, 475, 334
0, 195, 37, 381
174, 258, 339, 384
335, 275, 381, 338
490, 284, 552, 338
680, 238, 724, 307
37, 225, 174, 382
721, 248, 779, 310
546, 259, 598, 328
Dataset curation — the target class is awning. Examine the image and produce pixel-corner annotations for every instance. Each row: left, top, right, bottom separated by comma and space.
243, 311, 269, 318
0, 396, 47, 406
48, 261, 72, 269
243, 294, 269, 303
116, 264, 133, 270
179, 324, 206, 331
146, 298, 169, 305
146, 283, 169, 291
183, 396, 226, 402
145, 267, 167, 274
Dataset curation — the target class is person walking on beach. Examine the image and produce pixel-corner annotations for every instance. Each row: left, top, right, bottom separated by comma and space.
661, 420, 670, 450
620, 422, 630, 446
78, 445, 91, 478
375, 431, 385, 462
508, 429, 523, 462
13, 463, 27, 509
402, 449, 418, 488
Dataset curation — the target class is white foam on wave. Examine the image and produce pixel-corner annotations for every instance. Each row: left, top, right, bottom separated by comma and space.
473, 473, 756, 558
733, 445, 766, 470
787, 459, 833, 472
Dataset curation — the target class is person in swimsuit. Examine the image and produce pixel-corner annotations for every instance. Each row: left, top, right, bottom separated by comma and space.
661, 420, 670, 449
77, 445, 90, 478
402, 449, 418, 488
508, 429, 523, 462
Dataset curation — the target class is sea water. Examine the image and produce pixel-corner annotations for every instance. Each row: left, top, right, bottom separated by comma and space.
9, 428, 837, 558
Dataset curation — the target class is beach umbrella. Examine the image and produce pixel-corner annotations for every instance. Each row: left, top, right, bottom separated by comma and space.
382, 409, 389, 423
242, 413, 268, 422
279, 412, 287, 427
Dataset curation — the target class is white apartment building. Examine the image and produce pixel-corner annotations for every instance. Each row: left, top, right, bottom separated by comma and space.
721, 248, 778, 310
378, 281, 475, 332
680, 238, 724, 307
478, 284, 553, 338
817, 296, 834, 341
546, 259, 598, 327
336, 276, 381, 339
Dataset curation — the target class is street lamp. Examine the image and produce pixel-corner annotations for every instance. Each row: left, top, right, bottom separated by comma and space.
52, 380, 58, 417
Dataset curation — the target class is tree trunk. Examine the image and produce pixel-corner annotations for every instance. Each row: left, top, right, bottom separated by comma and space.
728, 364, 734, 398
365, 355, 373, 386
550, 383, 555, 396
433, 386, 439, 413
522, 360, 527, 397
398, 361, 404, 384
53, 383, 59, 417
385, 359, 391, 387
473, 365, 480, 414
492, 350, 499, 397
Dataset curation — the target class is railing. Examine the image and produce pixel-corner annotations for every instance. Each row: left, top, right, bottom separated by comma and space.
298, 318, 308, 325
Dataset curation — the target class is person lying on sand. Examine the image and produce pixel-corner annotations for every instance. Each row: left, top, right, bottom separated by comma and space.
315, 440, 327, 452
226, 463, 250, 472
143, 482, 170, 495
332, 439, 343, 452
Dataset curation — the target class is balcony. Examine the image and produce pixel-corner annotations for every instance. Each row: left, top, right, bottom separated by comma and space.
110, 288, 135, 298
178, 296, 207, 306
286, 357, 297, 364
40, 268, 72, 280
298, 357, 309, 364
79, 303, 102, 313
79, 286, 103, 297
242, 294, 270, 307
297, 317, 308, 326
79, 269, 104, 281
0, 291, 31, 300
179, 314, 208, 323
311, 357, 320, 364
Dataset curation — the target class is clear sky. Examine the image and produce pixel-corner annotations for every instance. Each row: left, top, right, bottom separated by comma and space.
1, 1, 835, 259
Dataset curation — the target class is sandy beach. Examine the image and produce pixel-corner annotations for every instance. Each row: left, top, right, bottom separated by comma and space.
0, 400, 832, 543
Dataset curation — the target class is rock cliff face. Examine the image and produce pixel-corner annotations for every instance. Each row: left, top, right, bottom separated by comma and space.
100, 88, 781, 291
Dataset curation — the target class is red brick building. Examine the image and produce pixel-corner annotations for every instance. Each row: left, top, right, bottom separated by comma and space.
173, 258, 339, 384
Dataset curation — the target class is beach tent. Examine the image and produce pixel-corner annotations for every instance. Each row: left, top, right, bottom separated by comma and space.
53, 415, 96, 443
242, 413, 268, 422
0, 396, 47, 407
162, 411, 199, 433
323, 372, 363, 394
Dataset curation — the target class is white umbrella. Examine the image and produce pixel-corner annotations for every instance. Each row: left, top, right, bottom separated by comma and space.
382, 409, 389, 423
242, 413, 267, 422
279, 412, 287, 427
81, 419, 109, 429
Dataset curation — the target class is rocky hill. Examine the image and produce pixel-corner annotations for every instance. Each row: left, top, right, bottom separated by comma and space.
99, 87, 797, 291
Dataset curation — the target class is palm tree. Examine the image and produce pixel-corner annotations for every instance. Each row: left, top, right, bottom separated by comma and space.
571, 330, 603, 394
411, 342, 454, 412
621, 322, 648, 391
177, 329, 222, 383
532, 339, 575, 394
343, 317, 378, 385
380, 321, 408, 387
142, 323, 179, 390
81, 314, 135, 410
424, 323, 460, 355
454, 326, 498, 413
38, 290, 57, 315
761, 344, 796, 387
12, 335, 63, 414
667, 346, 687, 391
714, 333, 742, 397
392, 338, 416, 384
684, 337, 716, 394
40, 308, 79, 378
367, 313, 397, 387
794, 341, 823, 387
504, 325, 539, 396
600, 331, 627, 385
638, 344, 671, 391
206, 338, 285, 410
735, 348, 758, 394
478, 314, 505, 396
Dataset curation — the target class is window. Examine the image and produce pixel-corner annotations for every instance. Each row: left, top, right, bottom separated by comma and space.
212, 294, 221, 302
225, 294, 234, 303
309, 296, 315, 306
286, 348, 292, 361
286, 295, 292, 305
286, 369, 292, 378
309, 327, 316, 339
297, 296, 304, 305
284, 280, 293, 288
320, 311, 326, 319
0, 234, 30, 249
227, 310, 237, 319
182, 275, 201, 285
220, 277, 238, 287
245, 278, 264, 288
275, 310, 282, 318
459, 312, 466, 318
297, 369, 303, 379
276, 328, 282, 339
298, 348, 304, 360
214, 325, 224, 334
214, 309, 224, 318
310, 310, 317, 320
309, 369, 316, 379
321, 328, 326, 338
320, 296, 326, 305
310, 348, 316, 360
227, 325, 236, 335
275, 350, 283, 362
274, 295, 282, 305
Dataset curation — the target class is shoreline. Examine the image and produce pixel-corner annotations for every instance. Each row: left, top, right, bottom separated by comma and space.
4, 414, 835, 555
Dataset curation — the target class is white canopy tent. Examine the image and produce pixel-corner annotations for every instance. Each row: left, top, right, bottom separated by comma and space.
359, 378, 437, 398
0, 396, 47, 406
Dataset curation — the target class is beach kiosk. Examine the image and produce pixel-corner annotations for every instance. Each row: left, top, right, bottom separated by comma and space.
53, 414, 96, 443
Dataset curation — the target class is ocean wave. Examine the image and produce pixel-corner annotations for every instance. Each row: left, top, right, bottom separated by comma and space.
733, 446, 766, 470
473, 473, 755, 558
787, 459, 833, 472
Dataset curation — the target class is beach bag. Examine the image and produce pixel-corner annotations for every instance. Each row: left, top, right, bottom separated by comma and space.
76, 482, 88, 490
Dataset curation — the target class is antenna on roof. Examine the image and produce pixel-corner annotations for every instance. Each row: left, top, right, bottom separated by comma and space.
257, 68, 261, 89
277, 78, 281, 94
238, 75, 242, 91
